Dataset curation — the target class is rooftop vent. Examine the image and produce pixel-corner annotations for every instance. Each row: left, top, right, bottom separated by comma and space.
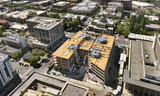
80, 34, 86, 39
99, 37, 106, 44
91, 49, 100, 58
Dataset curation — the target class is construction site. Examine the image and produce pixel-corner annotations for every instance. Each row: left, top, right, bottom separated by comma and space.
52, 31, 115, 84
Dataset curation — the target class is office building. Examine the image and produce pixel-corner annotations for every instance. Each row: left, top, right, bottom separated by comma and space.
26, 16, 64, 49
52, 1, 70, 12
5, 34, 28, 49
123, 40, 160, 96
53, 31, 115, 84
0, 53, 13, 89
69, 0, 99, 15
28, 0, 52, 7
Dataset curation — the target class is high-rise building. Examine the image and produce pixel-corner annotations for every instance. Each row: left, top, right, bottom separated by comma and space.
0, 53, 13, 88
26, 16, 64, 49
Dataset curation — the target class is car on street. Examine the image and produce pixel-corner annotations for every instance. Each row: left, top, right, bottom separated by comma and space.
10, 59, 14, 62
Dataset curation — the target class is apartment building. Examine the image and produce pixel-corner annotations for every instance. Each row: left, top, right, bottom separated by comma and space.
5, 34, 28, 49
53, 31, 115, 84
26, 16, 64, 49
0, 53, 13, 89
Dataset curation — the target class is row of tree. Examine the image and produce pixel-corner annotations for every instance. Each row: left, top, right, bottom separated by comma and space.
48, 13, 61, 19
3, 4, 41, 10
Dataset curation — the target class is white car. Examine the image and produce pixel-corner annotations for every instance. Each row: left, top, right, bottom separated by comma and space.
10, 59, 14, 62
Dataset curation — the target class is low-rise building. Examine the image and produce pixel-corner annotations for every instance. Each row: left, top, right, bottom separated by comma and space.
144, 15, 159, 22
123, 40, 160, 96
26, 16, 64, 49
53, 31, 115, 84
108, 2, 124, 12
12, 1, 29, 5
128, 33, 154, 42
0, 19, 9, 28
63, 14, 86, 22
4, 10, 46, 23
0, 53, 14, 90
28, 0, 52, 7
88, 15, 114, 34
0, 0, 9, 4
69, 0, 99, 15
132, 1, 154, 10
52, 1, 70, 12
10, 24, 28, 32
145, 23, 160, 32
5, 34, 28, 49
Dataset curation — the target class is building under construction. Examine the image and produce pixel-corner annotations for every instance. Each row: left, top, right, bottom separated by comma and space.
52, 31, 115, 84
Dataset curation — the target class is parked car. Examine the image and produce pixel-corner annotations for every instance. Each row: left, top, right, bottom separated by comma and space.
19, 62, 21, 65
10, 59, 14, 62
24, 63, 26, 66
26, 64, 28, 67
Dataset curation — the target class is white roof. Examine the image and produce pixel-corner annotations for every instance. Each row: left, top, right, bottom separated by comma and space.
120, 53, 126, 62
132, 1, 154, 7
128, 33, 154, 41
113, 90, 119, 95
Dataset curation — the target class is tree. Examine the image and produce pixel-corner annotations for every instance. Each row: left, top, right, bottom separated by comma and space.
0, 29, 3, 36
121, 12, 124, 19
116, 23, 123, 34
0, 27, 5, 31
140, 18, 145, 30
134, 22, 140, 33
19, 32, 26, 36
127, 12, 130, 18
44, 48, 49, 53
18, 50, 22, 57
129, 16, 136, 33
123, 19, 130, 37
67, 7, 70, 13
12, 54, 18, 59
1, 39, 5, 44
63, 20, 68, 30
36, 7, 41, 10
32, 52, 38, 55
30, 56, 38, 66
49, 14, 53, 18
38, 51, 45, 57
77, 16, 81, 23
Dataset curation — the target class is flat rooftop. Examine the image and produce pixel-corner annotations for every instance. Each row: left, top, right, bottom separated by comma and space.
89, 35, 115, 71
132, 1, 154, 7
53, 1, 70, 6
145, 23, 160, 29
53, 31, 89, 59
123, 40, 160, 92
0, 53, 8, 60
0, 44, 20, 54
27, 16, 62, 30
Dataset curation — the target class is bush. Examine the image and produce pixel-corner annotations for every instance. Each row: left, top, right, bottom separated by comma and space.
1, 39, 5, 44
44, 48, 49, 53
38, 51, 45, 57
19, 32, 26, 36
30, 56, 38, 66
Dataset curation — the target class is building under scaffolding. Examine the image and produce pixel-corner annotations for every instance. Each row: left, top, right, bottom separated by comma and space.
52, 31, 115, 84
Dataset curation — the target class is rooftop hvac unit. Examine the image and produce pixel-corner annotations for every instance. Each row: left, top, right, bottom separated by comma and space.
91, 49, 100, 58
98, 37, 106, 44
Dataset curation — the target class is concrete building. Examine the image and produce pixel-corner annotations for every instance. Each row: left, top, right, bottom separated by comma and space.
123, 40, 160, 96
88, 15, 114, 34
108, 2, 124, 12
132, 1, 154, 10
0, 19, 9, 28
26, 16, 64, 49
8, 71, 113, 96
0, 53, 13, 90
145, 23, 160, 32
152, 33, 160, 67
5, 34, 28, 49
144, 15, 159, 22
128, 33, 154, 42
4, 10, 46, 23
52, 1, 70, 12
28, 0, 52, 7
69, 0, 99, 15
0, 0, 9, 4
0, 44, 21, 57
12, 1, 29, 5
10, 24, 28, 32
53, 31, 115, 84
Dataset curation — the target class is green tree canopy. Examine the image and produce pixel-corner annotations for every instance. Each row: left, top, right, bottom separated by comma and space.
38, 51, 45, 57
30, 56, 38, 66
44, 48, 49, 53
32, 52, 38, 55
1, 39, 5, 44
19, 32, 26, 36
